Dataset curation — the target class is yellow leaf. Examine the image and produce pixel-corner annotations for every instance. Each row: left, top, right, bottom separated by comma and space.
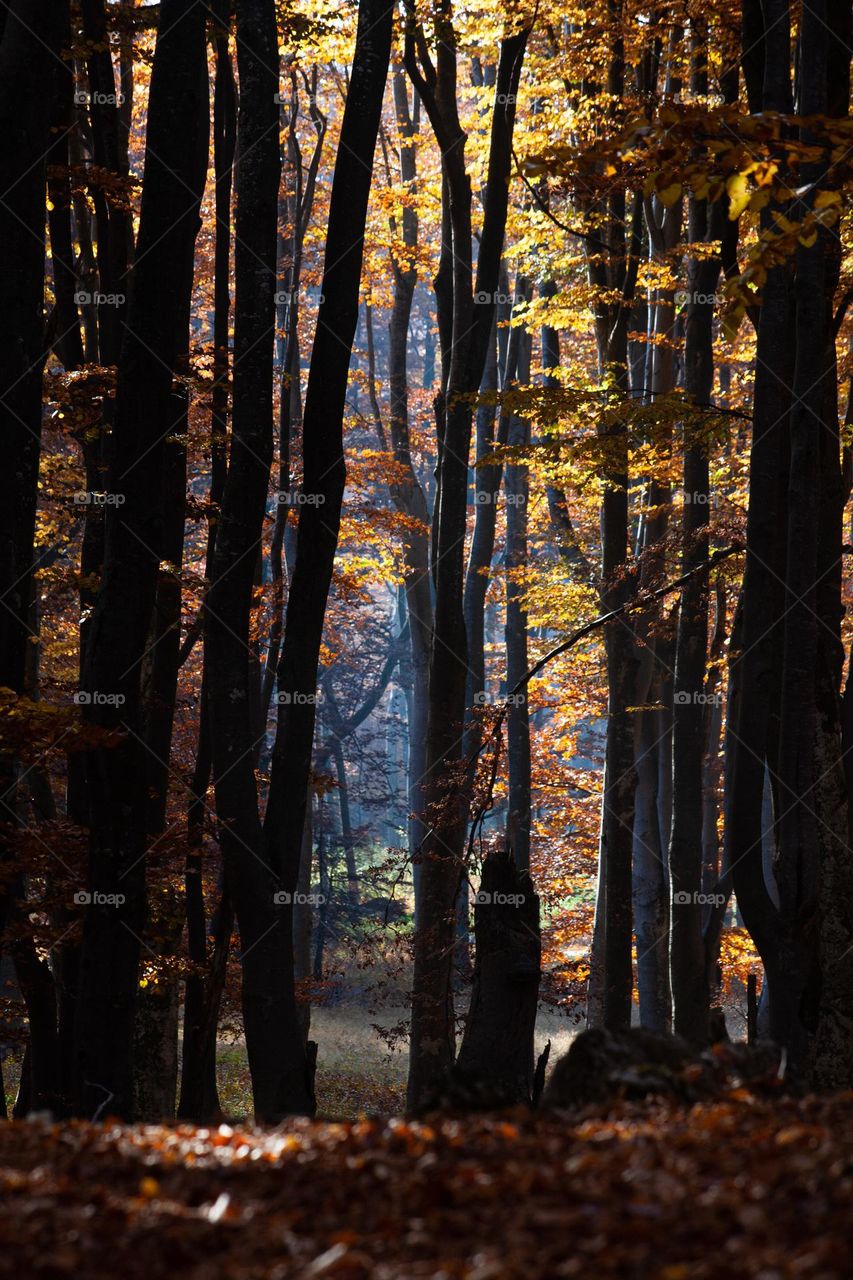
814, 189, 840, 209
726, 173, 751, 220
722, 304, 745, 343
658, 182, 682, 207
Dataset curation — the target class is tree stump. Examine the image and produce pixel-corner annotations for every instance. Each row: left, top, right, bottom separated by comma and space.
455, 849, 541, 1102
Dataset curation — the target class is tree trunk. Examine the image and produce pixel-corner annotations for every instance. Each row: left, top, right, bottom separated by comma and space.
179, 2, 235, 1125
73, 0, 208, 1120
668, 31, 722, 1047
405, 19, 530, 1110
0, 0, 62, 698
262, 0, 394, 1117
455, 851, 540, 1098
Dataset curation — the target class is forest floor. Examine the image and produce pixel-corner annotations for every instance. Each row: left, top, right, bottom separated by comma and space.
0, 1091, 851, 1278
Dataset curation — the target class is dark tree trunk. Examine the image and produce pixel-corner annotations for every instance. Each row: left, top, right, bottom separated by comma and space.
785, 0, 853, 1087
455, 851, 540, 1098
584, 24, 643, 1029
47, 1, 83, 372
331, 737, 359, 905
11, 929, 60, 1113
726, 0, 794, 1063
73, 0, 208, 1120
80, 0, 131, 364
505, 311, 532, 873
0, 0, 62, 698
204, 0, 305, 1123
668, 31, 722, 1048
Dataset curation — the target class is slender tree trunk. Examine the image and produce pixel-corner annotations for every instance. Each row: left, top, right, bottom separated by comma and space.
505, 311, 532, 872
405, 20, 529, 1110
179, 4, 235, 1124
385, 67, 432, 913
668, 30, 722, 1047
204, 0, 310, 1123
261, 0, 394, 1117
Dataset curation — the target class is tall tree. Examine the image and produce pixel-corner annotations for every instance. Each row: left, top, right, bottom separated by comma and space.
74, 0, 209, 1119
204, 0, 296, 1122
404, 9, 530, 1108
0, 0, 63, 702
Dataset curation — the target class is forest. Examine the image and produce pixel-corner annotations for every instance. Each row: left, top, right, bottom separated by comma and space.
1, 0, 852, 1274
